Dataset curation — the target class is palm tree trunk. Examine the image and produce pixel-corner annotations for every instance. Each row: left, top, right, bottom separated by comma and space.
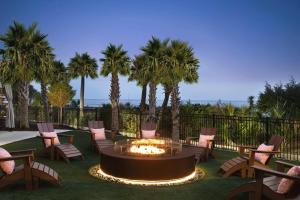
60, 107, 63, 125
110, 73, 120, 133
148, 81, 157, 121
139, 84, 147, 136
41, 81, 49, 122
140, 84, 147, 113
18, 81, 29, 128
171, 84, 180, 141
79, 76, 85, 119
157, 85, 172, 129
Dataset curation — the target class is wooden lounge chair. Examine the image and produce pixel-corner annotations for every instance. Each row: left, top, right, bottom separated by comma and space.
140, 122, 160, 139
37, 123, 84, 163
227, 161, 300, 200
185, 128, 217, 162
88, 121, 113, 153
0, 148, 60, 190
219, 135, 284, 178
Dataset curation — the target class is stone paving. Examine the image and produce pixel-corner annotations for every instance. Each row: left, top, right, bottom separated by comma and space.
0, 129, 71, 146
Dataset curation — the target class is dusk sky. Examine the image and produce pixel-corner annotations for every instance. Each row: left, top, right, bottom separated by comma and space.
1, 0, 299, 102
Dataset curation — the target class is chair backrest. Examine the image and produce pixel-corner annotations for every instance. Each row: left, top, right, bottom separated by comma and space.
267, 135, 284, 151
37, 123, 55, 148
37, 123, 54, 135
140, 122, 156, 138
200, 128, 217, 136
264, 135, 284, 165
141, 122, 156, 131
88, 121, 104, 130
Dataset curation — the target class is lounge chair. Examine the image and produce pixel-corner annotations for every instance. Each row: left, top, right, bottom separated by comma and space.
0, 148, 60, 190
88, 121, 113, 153
219, 135, 283, 178
185, 128, 217, 162
37, 123, 84, 163
140, 122, 160, 139
227, 161, 300, 200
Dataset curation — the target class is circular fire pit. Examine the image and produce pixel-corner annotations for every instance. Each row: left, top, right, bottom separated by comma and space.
92, 139, 198, 185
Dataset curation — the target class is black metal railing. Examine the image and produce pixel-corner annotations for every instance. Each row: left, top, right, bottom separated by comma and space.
27, 106, 300, 161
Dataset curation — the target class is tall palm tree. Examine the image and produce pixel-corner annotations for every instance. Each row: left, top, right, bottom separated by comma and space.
34, 40, 55, 122
141, 37, 169, 121
51, 60, 68, 83
68, 53, 98, 118
0, 21, 48, 128
100, 44, 130, 134
164, 40, 199, 141
156, 84, 173, 129
128, 54, 150, 114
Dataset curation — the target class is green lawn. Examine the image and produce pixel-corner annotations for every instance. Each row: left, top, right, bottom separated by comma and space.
1, 131, 255, 200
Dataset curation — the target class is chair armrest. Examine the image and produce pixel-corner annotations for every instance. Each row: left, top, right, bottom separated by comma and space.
57, 134, 74, 144
37, 136, 56, 146
248, 150, 280, 166
252, 166, 300, 181
9, 149, 35, 157
249, 150, 280, 154
238, 145, 257, 156
0, 153, 33, 162
275, 160, 296, 172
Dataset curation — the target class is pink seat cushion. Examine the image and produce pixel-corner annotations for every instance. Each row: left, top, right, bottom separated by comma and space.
90, 128, 106, 140
42, 132, 61, 148
254, 143, 274, 164
198, 134, 215, 148
0, 147, 15, 175
141, 130, 156, 139
277, 166, 300, 194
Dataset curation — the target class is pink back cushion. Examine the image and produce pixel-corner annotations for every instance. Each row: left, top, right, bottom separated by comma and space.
90, 128, 106, 140
255, 143, 274, 164
277, 166, 300, 194
42, 132, 60, 148
142, 130, 156, 139
0, 147, 15, 175
198, 134, 215, 148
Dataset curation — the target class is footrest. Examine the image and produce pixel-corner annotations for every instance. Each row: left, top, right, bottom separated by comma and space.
31, 162, 60, 186
220, 157, 247, 177
56, 144, 82, 158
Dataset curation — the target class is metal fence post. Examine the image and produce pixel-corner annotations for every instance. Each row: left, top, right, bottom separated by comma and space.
265, 117, 270, 142
95, 108, 98, 121
76, 108, 80, 129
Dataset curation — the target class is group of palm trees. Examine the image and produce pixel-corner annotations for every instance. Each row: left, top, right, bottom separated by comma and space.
0, 21, 199, 140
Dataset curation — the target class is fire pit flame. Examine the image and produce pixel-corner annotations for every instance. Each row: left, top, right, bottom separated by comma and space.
129, 145, 165, 155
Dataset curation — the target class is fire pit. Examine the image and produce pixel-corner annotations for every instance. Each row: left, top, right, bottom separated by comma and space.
114, 138, 181, 157
90, 139, 201, 186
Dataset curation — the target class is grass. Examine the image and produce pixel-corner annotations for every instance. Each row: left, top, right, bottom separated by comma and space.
1, 131, 258, 200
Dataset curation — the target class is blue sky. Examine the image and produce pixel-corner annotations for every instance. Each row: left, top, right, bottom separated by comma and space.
1, 0, 299, 101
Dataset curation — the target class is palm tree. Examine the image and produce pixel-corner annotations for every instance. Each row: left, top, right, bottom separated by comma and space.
51, 60, 68, 83
164, 40, 199, 141
129, 54, 150, 114
68, 53, 98, 118
141, 37, 169, 121
100, 44, 130, 134
0, 21, 48, 128
156, 84, 173, 130
34, 40, 55, 122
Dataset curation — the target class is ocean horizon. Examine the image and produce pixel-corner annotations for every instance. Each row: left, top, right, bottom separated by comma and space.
78, 99, 249, 107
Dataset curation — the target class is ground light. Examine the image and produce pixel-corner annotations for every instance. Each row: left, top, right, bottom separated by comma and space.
89, 165, 204, 186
